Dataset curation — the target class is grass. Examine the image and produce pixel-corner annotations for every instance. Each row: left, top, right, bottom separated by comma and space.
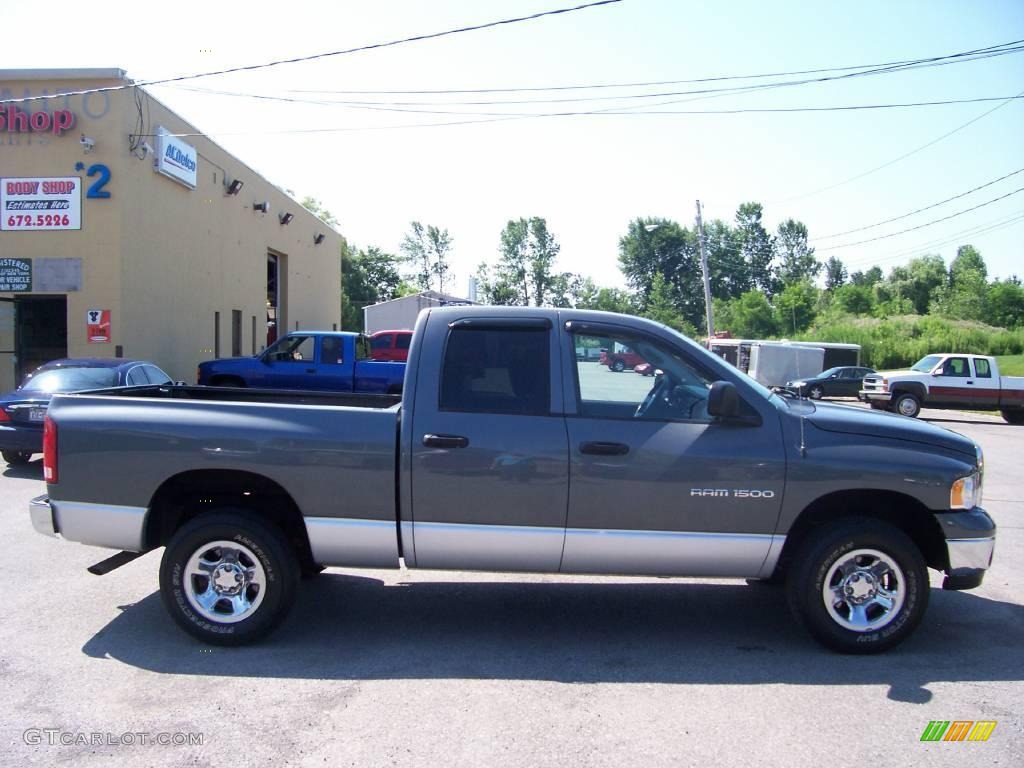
996, 354, 1024, 376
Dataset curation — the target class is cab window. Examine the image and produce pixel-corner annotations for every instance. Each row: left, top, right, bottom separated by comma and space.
440, 327, 549, 415
974, 358, 991, 378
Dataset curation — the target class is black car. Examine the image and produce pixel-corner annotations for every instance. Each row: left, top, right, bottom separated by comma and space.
786, 366, 876, 400
0, 358, 172, 465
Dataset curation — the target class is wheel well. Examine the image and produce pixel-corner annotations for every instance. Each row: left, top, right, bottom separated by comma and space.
890, 383, 925, 400
773, 490, 948, 578
144, 470, 314, 567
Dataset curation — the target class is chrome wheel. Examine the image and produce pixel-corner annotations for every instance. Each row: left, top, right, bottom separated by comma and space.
896, 395, 920, 417
808, 385, 824, 400
822, 548, 905, 632
183, 540, 267, 623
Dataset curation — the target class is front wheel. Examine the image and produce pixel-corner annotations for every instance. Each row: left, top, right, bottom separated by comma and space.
808, 385, 824, 400
894, 393, 921, 418
1002, 409, 1024, 425
159, 511, 299, 645
2, 450, 32, 465
786, 518, 928, 653
611, 359, 625, 373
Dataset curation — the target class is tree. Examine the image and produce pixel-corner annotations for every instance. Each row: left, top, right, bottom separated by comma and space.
775, 219, 820, 285
774, 280, 819, 334
340, 241, 404, 332
985, 280, 1024, 328
735, 203, 779, 297
717, 290, 777, 338
641, 273, 691, 334
850, 266, 883, 287
401, 221, 453, 293
885, 254, 946, 314
832, 283, 875, 316
933, 245, 989, 320
618, 217, 705, 328
300, 196, 339, 227
824, 257, 847, 291
483, 217, 564, 306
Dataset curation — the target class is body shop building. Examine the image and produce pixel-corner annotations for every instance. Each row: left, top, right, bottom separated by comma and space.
0, 69, 342, 391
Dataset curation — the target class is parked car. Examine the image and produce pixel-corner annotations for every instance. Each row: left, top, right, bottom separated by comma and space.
600, 345, 647, 372
32, 307, 993, 653
860, 353, 1024, 421
0, 358, 171, 465
368, 330, 413, 362
787, 366, 877, 400
197, 331, 406, 394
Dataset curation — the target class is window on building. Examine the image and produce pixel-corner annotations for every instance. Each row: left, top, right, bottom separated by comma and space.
214, 312, 221, 359
232, 310, 242, 357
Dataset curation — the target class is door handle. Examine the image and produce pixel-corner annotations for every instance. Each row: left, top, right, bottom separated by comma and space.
966, 381, 973, 385
422, 434, 470, 449
579, 441, 630, 456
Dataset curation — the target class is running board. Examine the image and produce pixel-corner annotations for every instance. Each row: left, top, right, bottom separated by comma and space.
87, 551, 145, 575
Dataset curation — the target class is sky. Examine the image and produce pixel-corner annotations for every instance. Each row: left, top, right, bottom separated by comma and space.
3, 0, 1023, 297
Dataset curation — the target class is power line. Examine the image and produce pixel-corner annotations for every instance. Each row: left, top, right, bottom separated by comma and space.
814, 167, 1024, 240
141, 94, 1024, 139
816, 186, 1024, 252
0, 0, 624, 106
774, 89, 1024, 204
164, 43, 1024, 108
281, 38, 1024, 95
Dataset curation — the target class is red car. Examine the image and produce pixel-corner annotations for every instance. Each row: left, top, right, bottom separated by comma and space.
369, 330, 413, 362
600, 346, 648, 372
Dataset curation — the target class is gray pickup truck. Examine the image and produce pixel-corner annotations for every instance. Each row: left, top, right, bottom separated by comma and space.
30, 307, 995, 653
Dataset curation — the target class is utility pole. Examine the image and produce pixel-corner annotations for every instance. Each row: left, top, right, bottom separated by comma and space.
695, 199, 715, 341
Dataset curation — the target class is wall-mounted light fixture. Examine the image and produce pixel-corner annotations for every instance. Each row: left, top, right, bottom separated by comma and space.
313, 233, 326, 245
253, 201, 270, 213
225, 178, 244, 196
279, 212, 294, 225
80, 134, 95, 153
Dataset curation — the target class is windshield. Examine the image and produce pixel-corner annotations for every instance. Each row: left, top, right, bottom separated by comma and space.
21, 367, 119, 393
819, 367, 843, 378
911, 355, 943, 373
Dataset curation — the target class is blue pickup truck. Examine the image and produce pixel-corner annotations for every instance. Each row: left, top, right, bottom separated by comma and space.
197, 331, 405, 394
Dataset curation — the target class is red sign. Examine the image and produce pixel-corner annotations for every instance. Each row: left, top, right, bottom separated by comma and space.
86, 309, 111, 344
0, 106, 76, 136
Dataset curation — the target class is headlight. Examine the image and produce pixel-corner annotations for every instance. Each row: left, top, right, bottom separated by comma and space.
791, 381, 806, 388
950, 472, 983, 510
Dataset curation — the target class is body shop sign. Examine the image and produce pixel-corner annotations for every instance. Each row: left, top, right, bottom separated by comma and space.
155, 126, 197, 189
1, 177, 81, 230
0, 258, 32, 291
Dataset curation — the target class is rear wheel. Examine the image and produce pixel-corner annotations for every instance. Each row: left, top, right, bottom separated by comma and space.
786, 518, 928, 653
159, 511, 299, 645
894, 393, 921, 418
2, 450, 32, 465
1002, 409, 1024, 425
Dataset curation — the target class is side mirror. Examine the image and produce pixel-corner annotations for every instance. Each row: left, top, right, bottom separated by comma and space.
707, 380, 740, 418
829, 373, 838, 379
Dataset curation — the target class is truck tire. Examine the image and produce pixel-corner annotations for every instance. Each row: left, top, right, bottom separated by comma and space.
2, 450, 32, 465
611, 359, 625, 372
1002, 409, 1024, 425
159, 511, 299, 646
893, 393, 921, 418
786, 518, 928, 654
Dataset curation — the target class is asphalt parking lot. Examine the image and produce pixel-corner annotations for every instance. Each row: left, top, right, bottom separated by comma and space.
0, 401, 1021, 768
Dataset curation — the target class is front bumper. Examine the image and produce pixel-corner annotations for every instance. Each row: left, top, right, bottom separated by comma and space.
859, 389, 891, 403
935, 508, 996, 591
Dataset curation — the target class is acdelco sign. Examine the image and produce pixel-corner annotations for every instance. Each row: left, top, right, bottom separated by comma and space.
154, 126, 197, 189
0, 106, 76, 135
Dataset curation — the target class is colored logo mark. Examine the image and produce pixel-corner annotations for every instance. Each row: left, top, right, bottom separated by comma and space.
920, 721, 996, 742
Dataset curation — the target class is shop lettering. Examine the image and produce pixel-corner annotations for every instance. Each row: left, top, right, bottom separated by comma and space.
0, 106, 76, 136
164, 144, 196, 172
4, 180, 76, 195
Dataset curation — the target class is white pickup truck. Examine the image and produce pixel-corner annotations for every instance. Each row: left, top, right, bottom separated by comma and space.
860, 353, 1024, 422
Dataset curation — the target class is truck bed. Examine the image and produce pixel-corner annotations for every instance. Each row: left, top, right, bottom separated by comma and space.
91, 384, 402, 409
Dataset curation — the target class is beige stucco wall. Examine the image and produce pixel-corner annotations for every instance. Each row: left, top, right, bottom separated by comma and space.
0, 71, 342, 386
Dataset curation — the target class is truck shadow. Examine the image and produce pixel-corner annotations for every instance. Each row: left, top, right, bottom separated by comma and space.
81, 575, 1023, 701
2, 459, 43, 480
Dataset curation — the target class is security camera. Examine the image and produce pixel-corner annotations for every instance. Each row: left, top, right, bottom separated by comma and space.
80, 134, 95, 152
140, 141, 154, 156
